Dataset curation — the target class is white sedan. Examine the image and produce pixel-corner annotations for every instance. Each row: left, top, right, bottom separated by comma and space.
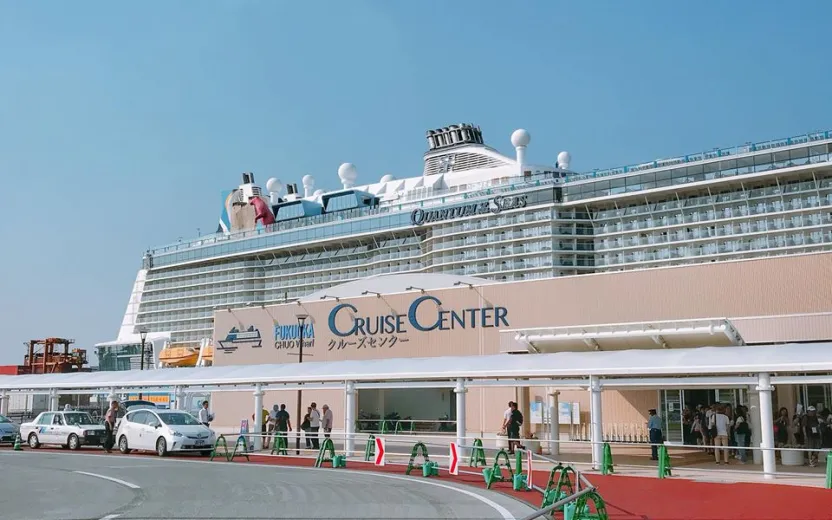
21, 411, 106, 450
116, 409, 215, 457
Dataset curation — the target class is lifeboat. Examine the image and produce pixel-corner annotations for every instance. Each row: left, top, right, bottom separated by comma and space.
201, 344, 214, 364
158, 346, 199, 367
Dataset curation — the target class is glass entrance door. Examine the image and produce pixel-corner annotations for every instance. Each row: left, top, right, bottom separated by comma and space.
659, 390, 683, 444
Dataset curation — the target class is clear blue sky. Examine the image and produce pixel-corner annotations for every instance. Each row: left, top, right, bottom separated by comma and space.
1, 1, 830, 364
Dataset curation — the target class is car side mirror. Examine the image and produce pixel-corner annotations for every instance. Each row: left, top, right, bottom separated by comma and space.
154, 424, 161, 429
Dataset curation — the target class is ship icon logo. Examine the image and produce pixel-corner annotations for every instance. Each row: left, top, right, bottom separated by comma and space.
217, 326, 262, 354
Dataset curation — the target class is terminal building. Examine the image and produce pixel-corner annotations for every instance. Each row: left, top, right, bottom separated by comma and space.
209, 255, 831, 443
92, 123, 832, 440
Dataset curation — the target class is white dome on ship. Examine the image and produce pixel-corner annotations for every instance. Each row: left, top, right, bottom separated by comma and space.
511, 128, 530, 147
557, 151, 572, 170
380, 174, 395, 183
338, 163, 358, 187
266, 178, 283, 193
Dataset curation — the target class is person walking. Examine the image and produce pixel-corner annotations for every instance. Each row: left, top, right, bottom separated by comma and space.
103, 400, 119, 453
198, 401, 214, 428
734, 409, 750, 463
273, 404, 291, 449
803, 406, 823, 467
647, 409, 663, 460
507, 402, 523, 455
301, 407, 312, 449
711, 405, 732, 465
322, 404, 333, 439
308, 402, 321, 450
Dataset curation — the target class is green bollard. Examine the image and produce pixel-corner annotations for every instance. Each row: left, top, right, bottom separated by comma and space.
658, 445, 671, 478
826, 451, 832, 489
602, 443, 614, 475
564, 501, 576, 520
512, 473, 528, 491
364, 435, 375, 462
482, 467, 494, 485
405, 442, 431, 476
469, 438, 487, 467
422, 461, 439, 477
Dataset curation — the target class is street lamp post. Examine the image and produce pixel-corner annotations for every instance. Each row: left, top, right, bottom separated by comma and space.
138, 328, 148, 400
295, 314, 308, 455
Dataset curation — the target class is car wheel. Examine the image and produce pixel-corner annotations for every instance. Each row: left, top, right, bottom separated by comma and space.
28, 433, 40, 449
68, 434, 80, 450
156, 437, 168, 457
118, 435, 131, 454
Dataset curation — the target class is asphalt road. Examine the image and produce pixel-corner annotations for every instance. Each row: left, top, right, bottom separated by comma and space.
0, 450, 534, 520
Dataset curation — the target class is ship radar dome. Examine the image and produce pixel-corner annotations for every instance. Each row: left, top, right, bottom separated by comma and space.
511, 128, 530, 147
266, 178, 283, 194
557, 151, 572, 170
302, 174, 315, 188
338, 163, 358, 188
380, 174, 395, 183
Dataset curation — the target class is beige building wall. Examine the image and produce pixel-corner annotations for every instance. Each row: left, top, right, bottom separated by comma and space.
210, 251, 832, 433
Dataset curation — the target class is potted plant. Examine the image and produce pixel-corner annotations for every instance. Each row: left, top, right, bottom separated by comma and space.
495, 429, 509, 450
524, 432, 542, 455
780, 444, 804, 466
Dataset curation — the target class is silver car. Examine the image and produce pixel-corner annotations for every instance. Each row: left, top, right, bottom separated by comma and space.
0, 414, 20, 444
21, 411, 107, 450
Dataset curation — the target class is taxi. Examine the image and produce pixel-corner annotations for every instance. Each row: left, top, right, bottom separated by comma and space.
20, 411, 106, 450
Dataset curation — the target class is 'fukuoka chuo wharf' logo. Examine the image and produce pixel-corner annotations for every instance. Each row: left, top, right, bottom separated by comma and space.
410, 194, 528, 226
328, 295, 509, 337
274, 323, 315, 350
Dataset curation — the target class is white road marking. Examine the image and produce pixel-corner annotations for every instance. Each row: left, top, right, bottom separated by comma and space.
367, 472, 516, 520
73, 471, 141, 490
99, 515, 121, 520
16, 451, 521, 519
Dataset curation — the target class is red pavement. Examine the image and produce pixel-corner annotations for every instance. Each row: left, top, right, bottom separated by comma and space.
6, 446, 832, 519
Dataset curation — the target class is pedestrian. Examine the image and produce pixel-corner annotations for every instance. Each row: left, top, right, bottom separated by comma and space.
647, 408, 663, 460
274, 404, 291, 449
734, 409, 750, 463
507, 402, 523, 454
103, 400, 118, 453
301, 407, 312, 449
803, 406, 822, 467
309, 402, 321, 450
711, 405, 732, 465
198, 400, 214, 428
265, 405, 280, 449
322, 404, 333, 439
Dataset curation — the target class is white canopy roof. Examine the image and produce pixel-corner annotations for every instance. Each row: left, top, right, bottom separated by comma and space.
1, 343, 830, 392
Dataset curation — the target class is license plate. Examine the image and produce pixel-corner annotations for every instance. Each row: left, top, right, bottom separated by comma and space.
195, 440, 204, 446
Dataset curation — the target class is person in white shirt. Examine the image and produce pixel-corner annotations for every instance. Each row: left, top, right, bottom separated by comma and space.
501, 401, 514, 433
198, 401, 214, 428
309, 402, 322, 449
322, 404, 333, 438
264, 405, 280, 450
710, 405, 732, 464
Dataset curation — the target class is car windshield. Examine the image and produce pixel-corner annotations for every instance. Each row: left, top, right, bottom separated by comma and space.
125, 400, 157, 408
64, 413, 95, 426
157, 412, 200, 426
0, 414, 10, 423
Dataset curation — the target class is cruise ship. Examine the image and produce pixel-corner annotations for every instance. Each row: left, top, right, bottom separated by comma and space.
95, 123, 832, 369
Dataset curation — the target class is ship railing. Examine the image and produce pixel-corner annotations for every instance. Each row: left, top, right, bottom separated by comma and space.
567, 129, 832, 183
